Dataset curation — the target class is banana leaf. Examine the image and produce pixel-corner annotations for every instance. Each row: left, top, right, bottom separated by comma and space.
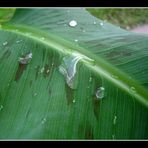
0, 8, 148, 139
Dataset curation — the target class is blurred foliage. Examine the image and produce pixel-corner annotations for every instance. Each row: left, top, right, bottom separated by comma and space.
0, 8, 16, 23
87, 8, 148, 29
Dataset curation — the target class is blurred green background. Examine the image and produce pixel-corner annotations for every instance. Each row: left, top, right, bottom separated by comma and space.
0, 8, 148, 30
87, 8, 148, 29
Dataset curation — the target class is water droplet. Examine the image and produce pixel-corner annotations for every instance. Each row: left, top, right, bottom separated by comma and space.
89, 77, 92, 82
40, 67, 45, 73
96, 87, 105, 99
19, 52, 32, 64
46, 69, 50, 74
93, 21, 96, 24
74, 39, 78, 42
72, 99, 76, 103
25, 32, 31, 36
112, 134, 115, 139
41, 37, 45, 41
34, 93, 37, 96
41, 118, 46, 124
100, 22, 104, 26
59, 52, 93, 89
130, 86, 136, 93
3, 41, 8, 46
0, 105, 3, 111
69, 20, 77, 27
113, 115, 117, 125
111, 75, 118, 79
16, 40, 22, 43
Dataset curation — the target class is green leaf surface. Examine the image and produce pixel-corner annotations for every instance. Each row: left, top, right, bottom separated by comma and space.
0, 8, 148, 139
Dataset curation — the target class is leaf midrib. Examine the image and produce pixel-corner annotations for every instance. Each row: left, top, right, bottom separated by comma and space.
1, 23, 148, 108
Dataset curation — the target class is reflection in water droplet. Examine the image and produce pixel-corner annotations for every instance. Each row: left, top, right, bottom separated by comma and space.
0, 105, 3, 111
41, 118, 46, 124
59, 52, 94, 89
69, 20, 77, 27
96, 87, 105, 99
3, 41, 8, 46
100, 22, 104, 26
19, 52, 32, 64
130, 86, 136, 93
113, 115, 117, 125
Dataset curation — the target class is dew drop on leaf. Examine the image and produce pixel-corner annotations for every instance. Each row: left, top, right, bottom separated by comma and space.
89, 77, 92, 82
69, 20, 77, 27
0, 105, 3, 111
16, 40, 22, 43
93, 21, 96, 25
72, 99, 76, 103
41, 37, 45, 41
111, 75, 119, 79
40, 67, 45, 73
41, 118, 46, 124
100, 22, 104, 26
113, 115, 117, 125
130, 86, 136, 93
74, 39, 78, 42
3, 41, 8, 46
33, 93, 37, 96
95, 87, 105, 99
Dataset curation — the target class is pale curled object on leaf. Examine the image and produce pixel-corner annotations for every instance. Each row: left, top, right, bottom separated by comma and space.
19, 52, 32, 64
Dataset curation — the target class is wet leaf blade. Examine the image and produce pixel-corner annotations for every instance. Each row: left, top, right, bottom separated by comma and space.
0, 8, 148, 139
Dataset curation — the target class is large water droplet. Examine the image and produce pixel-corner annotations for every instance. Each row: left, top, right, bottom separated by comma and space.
96, 87, 105, 99
19, 52, 32, 64
69, 20, 77, 27
3, 41, 8, 46
59, 52, 93, 89
0, 105, 3, 111
113, 115, 117, 125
